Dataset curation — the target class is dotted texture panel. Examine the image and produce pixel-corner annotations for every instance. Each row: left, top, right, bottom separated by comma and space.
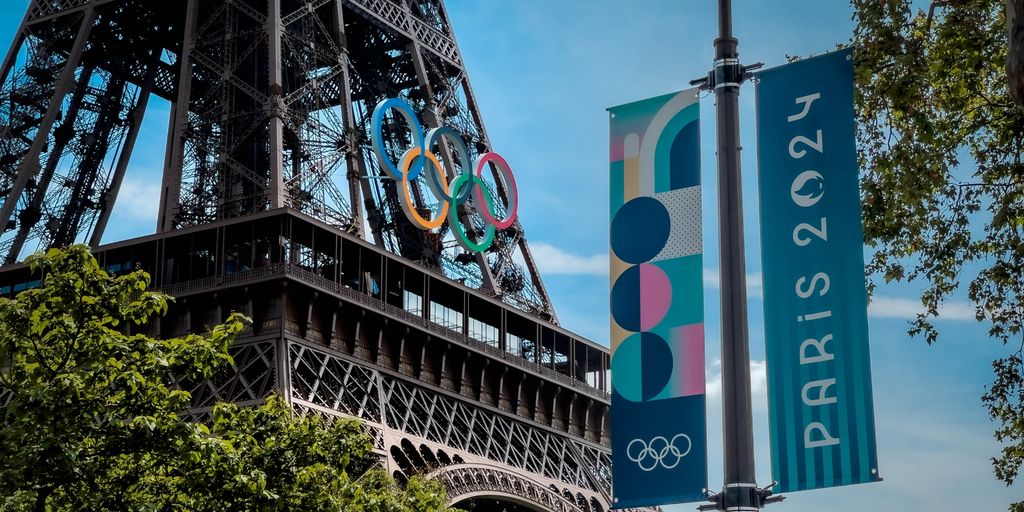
650, 186, 701, 262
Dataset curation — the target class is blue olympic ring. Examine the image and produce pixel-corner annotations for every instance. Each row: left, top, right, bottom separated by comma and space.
369, 98, 518, 253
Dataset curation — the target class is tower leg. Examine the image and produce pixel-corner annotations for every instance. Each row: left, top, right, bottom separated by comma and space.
405, 38, 500, 294
159, 0, 198, 233
90, 50, 162, 247
4, 63, 94, 264
0, 9, 97, 263
266, 0, 286, 210
332, 0, 368, 240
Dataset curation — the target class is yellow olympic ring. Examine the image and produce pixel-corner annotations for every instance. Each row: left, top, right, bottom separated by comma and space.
399, 148, 449, 230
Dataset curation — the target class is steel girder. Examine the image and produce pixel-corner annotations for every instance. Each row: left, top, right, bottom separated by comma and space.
0, 2, 577, 504
179, 336, 614, 512
428, 463, 601, 512
0, 2, 179, 262
287, 342, 612, 500
1, 0, 558, 321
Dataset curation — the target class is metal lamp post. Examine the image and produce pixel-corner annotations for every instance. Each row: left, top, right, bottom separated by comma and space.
691, 1, 772, 510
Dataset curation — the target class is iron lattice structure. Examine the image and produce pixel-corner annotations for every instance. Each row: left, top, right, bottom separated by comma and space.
0, 211, 618, 512
0, 2, 631, 512
0, 0, 556, 320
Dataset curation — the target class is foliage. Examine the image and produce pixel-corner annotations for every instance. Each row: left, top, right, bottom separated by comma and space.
0, 244, 241, 510
852, 0, 1024, 508
155, 396, 453, 512
0, 245, 457, 511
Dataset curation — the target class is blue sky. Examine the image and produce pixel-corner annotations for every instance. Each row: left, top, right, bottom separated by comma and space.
445, 2, 1015, 509
0, 1, 1018, 510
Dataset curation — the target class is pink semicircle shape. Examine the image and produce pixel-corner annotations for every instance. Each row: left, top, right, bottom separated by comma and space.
639, 263, 672, 331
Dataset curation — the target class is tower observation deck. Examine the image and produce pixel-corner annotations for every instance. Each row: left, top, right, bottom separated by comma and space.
0, 1, 617, 512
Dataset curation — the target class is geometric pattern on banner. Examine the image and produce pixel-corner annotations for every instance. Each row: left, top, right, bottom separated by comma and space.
608, 87, 707, 508
651, 187, 702, 262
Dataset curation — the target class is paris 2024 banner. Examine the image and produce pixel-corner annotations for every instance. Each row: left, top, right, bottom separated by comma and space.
756, 47, 881, 493
608, 88, 707, 508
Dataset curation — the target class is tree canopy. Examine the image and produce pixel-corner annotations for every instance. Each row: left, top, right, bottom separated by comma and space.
852, 0, 1024, 508
0, 245, 455, 511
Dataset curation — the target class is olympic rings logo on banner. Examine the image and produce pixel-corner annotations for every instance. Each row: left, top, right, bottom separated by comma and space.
626, 434, 692, 471
370, 98, 518, 253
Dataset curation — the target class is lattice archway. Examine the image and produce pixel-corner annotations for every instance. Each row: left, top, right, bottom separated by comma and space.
428, 463, 589, 512
453, 496, 549, 512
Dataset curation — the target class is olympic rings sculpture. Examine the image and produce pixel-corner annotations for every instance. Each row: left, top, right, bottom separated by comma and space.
370, 98, 518, 253
626, 433, 692, 471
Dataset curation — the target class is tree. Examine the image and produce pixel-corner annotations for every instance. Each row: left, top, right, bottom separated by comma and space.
160, 396, 451, 512
0, 245, 457, 511
0, 245, 241, 510
852, 0, 1024, 508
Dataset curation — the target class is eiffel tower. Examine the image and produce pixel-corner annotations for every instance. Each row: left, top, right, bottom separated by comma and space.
0, 2, 616, 512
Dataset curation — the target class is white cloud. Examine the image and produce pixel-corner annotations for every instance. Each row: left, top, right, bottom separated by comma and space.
703, 268, 763, 299
705, 357, 768, 406
525, 242, 608, 276
112, 179, 160, 222
868, 295, 977, 321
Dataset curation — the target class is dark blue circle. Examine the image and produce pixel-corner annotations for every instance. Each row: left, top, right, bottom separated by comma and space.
639, 332, 673, 401
611, 265, 641, 332
611, 197, 670, 264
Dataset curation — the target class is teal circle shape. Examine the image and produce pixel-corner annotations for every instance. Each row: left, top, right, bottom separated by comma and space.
611, 331, 673, 402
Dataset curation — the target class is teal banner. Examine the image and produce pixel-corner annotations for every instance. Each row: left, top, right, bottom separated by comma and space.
608, 89, 707, 508
755, 48, 880, 493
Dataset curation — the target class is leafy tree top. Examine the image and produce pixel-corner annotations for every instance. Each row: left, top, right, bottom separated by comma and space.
0, 245, 459, 512
853, 1, 1024, 508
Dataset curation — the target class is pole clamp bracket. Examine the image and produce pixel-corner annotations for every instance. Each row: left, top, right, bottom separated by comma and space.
696, 482, 785, 511
689, 61, 764, 91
